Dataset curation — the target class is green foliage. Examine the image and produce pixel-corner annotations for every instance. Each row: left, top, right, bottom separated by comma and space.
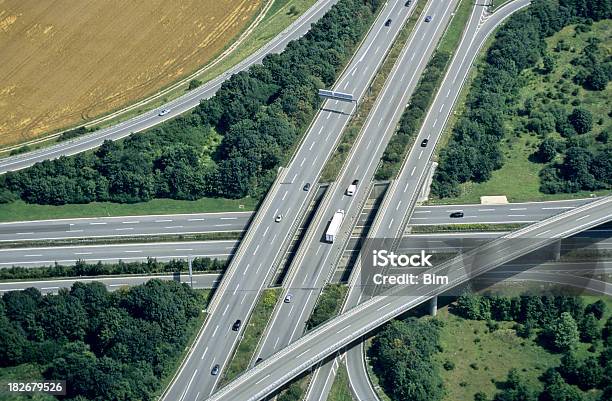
433, 0, 612, 198
0, 280, 203, 400
370, 318, 444, 401
0, 257, 225, 281
58, 126, 91, 142
548, 312, 580, 352
2, 0, 382, 204
492, 369, 537, 401
306, 284, 345, 330
568, 108, 593, 134
187, 79, 202, 90
578, 313, 600, 342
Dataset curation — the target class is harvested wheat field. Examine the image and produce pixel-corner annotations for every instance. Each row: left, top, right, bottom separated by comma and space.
0, 0, 263, 147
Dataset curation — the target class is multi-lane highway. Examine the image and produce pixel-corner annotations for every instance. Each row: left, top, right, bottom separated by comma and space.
160, 2, 417, 400
205, 197, 612, 401
0, 199, 592, 242
0, 0, 342, 173
253, 0, 461, 366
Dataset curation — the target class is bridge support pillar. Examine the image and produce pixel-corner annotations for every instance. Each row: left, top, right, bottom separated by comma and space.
552, 240, 562, 261
429, 296, 438, 317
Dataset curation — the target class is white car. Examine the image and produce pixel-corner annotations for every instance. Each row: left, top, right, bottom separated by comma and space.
284, 294, 293, 303
275, 214, 283, 223
158, 109, 170, 116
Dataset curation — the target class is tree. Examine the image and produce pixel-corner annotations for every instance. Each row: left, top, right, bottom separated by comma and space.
534, 137, 559, 162
493, 369, 537, 401
541, 370, 584, 401
579, 313, 600, 342
542, 53, 556, 74
550, 312, 580, 351
188, 79, 202, 90
585, 300, 607, 319
568, 108, 593, 134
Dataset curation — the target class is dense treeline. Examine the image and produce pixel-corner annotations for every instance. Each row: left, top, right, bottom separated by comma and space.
432, 0, 611, 198
454, 293, 611, 401
0, 257, 226, 281
1, 0, 382, 205
370, 318, 444, 401
376, 51, 450, 180
0, 280, 204, 400
305, 284, 345, 330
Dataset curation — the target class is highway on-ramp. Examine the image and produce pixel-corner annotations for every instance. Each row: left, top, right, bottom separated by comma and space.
0, 0, 341, 174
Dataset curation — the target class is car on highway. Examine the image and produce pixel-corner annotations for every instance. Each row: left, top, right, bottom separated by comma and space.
275, 214, 283, 223
420, 138, 429, 147
255, 358, 264, 365
346, 179, 359, 196
284, 294, 293, 303
425, 15, 432, 22
232, 319, 242, 331
450, 211, 464, 218
385, 18, 392, 26
211, 364, 220, 375
158, 108, 170, 116
303, 183, 311, 191
405, 0, 411, 6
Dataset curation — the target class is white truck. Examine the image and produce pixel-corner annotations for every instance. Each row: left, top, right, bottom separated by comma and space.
346, 179, 359, 196
325, 209, 345, 243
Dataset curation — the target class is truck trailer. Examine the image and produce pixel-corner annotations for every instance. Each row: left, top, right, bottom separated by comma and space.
325, 209, 345, 243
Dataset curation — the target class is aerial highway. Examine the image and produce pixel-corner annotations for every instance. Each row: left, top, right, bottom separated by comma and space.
160, 2, 417, 400
0, 199, 592, 242
253, 0, 461, 365
336, 0, 534, 399
0, 226, 608, 268
205, 196, 612, 401
0, 0, 342, 174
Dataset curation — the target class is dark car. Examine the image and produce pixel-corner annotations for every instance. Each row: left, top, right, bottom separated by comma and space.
352, 179, 359, 186
450, 211, 464, 218
232, 319, 242, 331
420, 138, 429, 147
211, 364, 220, 375
425, 15, 432, 22
255, 357, 264, 365
385, 18, 392, 26
303, 182, 311, 191
405, 0, 411, 6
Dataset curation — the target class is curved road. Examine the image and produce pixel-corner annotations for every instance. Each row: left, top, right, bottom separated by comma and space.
0, 0, 341, 174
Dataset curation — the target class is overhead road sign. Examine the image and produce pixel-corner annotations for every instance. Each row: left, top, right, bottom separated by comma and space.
318, 89, 355, 102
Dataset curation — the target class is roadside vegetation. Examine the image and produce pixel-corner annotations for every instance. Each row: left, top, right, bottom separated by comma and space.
0, 257, 226, 281
368, 294, 612, 401
306, 284, 348, 330
432, 1, 611, 202
0, 0, 382, 216
0, 280, 208, 400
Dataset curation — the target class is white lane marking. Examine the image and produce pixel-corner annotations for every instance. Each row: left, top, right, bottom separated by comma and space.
410, 166, 416, 176
309, 142, 315, 151
439, 104, 444, 113
212, 325, 219, 337
179, 369, 198, 401
188, 218, 205, 222
263, 226, 270, 236
316, 244, 322, 255
535, 230, 551, 237
401, 71, 406, 81
255, 374, 271, 385
288, 305, 294, 316
124, 250, 142, 253
222, 304, 229, 316
376, 302, 391, 311
403, 181, 409, 192
89, 222, 107, 225
300, 157, 306, 167
155, 219, 173, 223
175, 248, 193, 251
375, 45, 380, 54
41, 287, 59, 291
282, 190, 288, 201
122, 221, 139, 224
317, 126, 324, 136
478, 209, 495, 212
164, 226, 184, 229
24, 254, 42, 257
296, 348, 311, 359
214, 224, 232, 227
240, 293, 248, 305
109, 284, 126, 287
433, 118, 438, 127
233, 284, 240, 295
413, 210, 431, 214
15, 232, 34, 235
68, 229, 83, 233
508, 214, 526, 217
326, 112, 331, 120
220, 217, 237, 220
273, 336, 280, 349
542, 206, 575, 210
253, 244, 260, 255
418, 150, 423, 159
396, 201, 402, 211
255, 263, 262, 274
388, 218, 394, 230
115, 228, 133, 231
336, 325, 351, 334
244, 263, 250, 276
74, 252, 93, 255
446, 88, 451, 97
311, 155, 318, 166
510, 208, 527, 211
575, 214, 590, 221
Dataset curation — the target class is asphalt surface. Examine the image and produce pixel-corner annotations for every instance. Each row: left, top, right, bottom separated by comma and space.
1, 227, 609, 268
337, 1, 534, 400
0, 199, 592, 242
204, 197, 612, 401
160, 2, 418, 400
0, 0, 341, 174
253, 0, 461, 367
